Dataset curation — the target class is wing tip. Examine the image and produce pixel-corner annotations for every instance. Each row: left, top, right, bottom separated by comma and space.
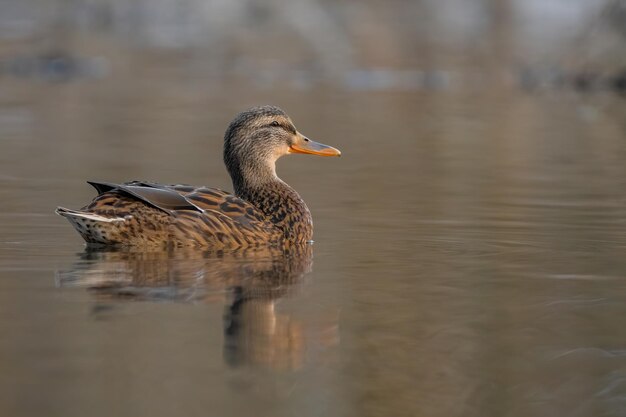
87, 181, 118, 195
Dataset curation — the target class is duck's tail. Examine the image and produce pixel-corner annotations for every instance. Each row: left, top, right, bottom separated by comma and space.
56, 207, 126, 244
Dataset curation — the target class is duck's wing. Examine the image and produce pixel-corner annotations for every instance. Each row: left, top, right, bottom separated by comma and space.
87, 181, 201, 213
90, 180, 266, 221
81, 181, 278, 247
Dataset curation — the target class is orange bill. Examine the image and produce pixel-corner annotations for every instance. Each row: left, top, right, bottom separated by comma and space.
289, 134, 341, 157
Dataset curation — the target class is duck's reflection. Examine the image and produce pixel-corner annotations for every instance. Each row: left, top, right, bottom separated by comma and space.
224, 285, 305, 370
57, 245, 315, 369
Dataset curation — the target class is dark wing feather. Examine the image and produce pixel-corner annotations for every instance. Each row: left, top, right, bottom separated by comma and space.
87, 181, 118, 194
87, 180, 261, 219
87, 181, 202, 213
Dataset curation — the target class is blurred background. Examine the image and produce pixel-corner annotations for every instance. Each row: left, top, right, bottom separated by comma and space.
1, 1, 626, 417
2, 0, 626, 88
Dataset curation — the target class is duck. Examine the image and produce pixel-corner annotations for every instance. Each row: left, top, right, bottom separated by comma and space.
56, 106, 341, 248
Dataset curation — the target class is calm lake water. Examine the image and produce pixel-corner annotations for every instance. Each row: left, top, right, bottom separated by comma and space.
1, 70, 626, 417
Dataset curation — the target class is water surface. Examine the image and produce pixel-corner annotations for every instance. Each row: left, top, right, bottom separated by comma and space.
1, 70, 626, 417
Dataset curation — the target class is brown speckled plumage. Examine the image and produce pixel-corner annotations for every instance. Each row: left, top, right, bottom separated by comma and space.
56, 106, 341, 248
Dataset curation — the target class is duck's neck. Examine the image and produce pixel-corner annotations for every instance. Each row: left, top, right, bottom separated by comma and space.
234, 176, 313, 244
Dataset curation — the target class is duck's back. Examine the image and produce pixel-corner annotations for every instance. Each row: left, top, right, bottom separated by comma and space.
56, 181, 282, 248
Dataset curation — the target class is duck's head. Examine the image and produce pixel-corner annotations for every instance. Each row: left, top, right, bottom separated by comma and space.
224, 106, 341, 189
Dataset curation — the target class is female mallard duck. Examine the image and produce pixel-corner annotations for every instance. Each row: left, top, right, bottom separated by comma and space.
56, 106, 341, 248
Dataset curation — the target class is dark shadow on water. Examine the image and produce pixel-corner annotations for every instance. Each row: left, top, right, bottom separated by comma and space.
56, 245, 314, 369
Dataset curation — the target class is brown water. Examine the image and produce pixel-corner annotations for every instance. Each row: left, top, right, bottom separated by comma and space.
2, 70, 626, 417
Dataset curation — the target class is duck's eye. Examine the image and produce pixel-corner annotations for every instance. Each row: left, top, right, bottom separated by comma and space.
270, 121, 281, 127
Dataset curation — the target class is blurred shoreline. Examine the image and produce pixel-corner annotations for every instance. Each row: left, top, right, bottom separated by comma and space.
1, 0, 625, 94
